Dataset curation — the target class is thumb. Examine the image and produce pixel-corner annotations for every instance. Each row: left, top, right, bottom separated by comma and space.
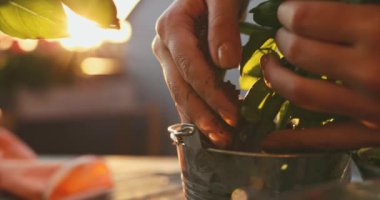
207, 0, 243, 69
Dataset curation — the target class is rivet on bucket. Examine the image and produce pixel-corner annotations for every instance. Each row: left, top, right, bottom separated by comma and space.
168, 123, 195, 145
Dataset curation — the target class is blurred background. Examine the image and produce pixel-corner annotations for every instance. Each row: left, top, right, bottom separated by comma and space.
0, 0, 180, 156
0, 0, 243, 156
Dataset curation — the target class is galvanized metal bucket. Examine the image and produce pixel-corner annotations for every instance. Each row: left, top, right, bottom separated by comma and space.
168, 123, 352, 200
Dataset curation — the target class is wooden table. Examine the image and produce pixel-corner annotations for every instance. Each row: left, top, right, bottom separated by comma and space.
0, 156, 184, 200
0, 156, 362, 200
104, 156, 184, 200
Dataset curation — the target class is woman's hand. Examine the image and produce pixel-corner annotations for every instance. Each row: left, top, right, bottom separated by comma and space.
152, 0, 247, 148
261, 1, 380, 151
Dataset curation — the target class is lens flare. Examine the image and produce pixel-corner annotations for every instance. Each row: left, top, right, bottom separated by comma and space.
59, 5, 132, 51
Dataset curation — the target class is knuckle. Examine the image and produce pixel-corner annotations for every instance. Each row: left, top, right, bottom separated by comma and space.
209, 14, 226, 30
173, 53, 193, 81
283, 37, 303, 66
286, 79, 310, 107
289, 3, 309, 32
155, 14, 166, 36
155, 8, 178, 37
151, 37, 161, 57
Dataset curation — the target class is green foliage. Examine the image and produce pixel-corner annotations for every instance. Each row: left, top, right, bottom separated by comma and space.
250, 0, 281, 29
240, 22, 275, 74
241, 78, 271, 124
0, 0, 118, 39
0, 0, 67, 38
240, 38, 279, 90
237, 0, 357, 150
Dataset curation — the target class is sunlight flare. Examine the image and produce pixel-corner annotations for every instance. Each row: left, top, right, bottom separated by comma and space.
59, 5, 132, 51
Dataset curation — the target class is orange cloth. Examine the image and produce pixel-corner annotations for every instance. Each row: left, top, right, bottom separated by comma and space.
45, 156, 113, 200
0, 128, 113, 200
0, 127, 36, 160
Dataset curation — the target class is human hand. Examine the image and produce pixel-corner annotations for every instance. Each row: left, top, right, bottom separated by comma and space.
152, 0, 248, 148
260, 1, 380, 151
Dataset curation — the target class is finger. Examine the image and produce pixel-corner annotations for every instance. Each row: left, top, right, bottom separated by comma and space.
275, 28, 359, 84
207, 0, 242, 68
261, 121, 380, 151
260, 55, 380, 124
276, 28, 380, 96
152, 36, 232, 148
277, 1, 380, 45
155, 1, 240, 127
175, 103, 191, 123
162, 24, 240, 127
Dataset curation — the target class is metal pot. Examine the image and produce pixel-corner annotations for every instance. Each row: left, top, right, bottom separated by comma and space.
168, 123, 351, 200
353, 148, 380, 179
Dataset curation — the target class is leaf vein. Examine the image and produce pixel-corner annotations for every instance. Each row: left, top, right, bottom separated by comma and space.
9, 1, 55, 25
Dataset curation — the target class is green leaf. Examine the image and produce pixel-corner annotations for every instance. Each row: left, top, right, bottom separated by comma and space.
239, 93, 281, 150
287, 103, 338, 128
251, 1, 281, 29
239, 75, 257, 90
240, 28, 273, 74
276, 101, 291, 130
62, 0, 119, 28
246, 63, 262, 77
249, 92, 284, 145
241, 78, 271, 123
239, 22, 267, 35
242, 38, 278, 78
260, 92, 284, 122
240, 39, 279, 89
0, 0, 67, 38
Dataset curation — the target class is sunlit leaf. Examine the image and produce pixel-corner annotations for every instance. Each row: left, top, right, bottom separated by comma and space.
240, 22, 274, 73
276, 101, 291, 130
240, 38, 280, 90
241, 78, 271, 123
0, 0, 67, 38
240, 75, 257, 90
62, 0, 119, 28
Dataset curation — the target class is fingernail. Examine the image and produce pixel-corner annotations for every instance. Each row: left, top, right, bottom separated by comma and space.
277, 2, 294, 28
260, 55, 272, 88
218, 42, 239, 68
209, 131, 231, 149
219, 110, 238, 127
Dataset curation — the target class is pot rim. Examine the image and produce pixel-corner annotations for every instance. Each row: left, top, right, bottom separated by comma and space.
207, 148, 347, 158
169, 123, 348, 158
